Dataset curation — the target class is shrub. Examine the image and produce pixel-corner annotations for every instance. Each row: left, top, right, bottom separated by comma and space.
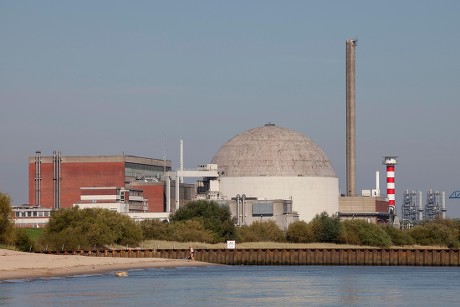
140, 219, 171, 240
310, 212, 341, 243
168, 219, 215, 243
340, 220, 392, 247
407, 223, 459, 248
39, 207, 143, 250
382, 225, 415, 246
0, 192, 15, 245
170, 200, 236, 242
236, 220, 285, 242
14, 228, 35, 252
286, 221, 315, 243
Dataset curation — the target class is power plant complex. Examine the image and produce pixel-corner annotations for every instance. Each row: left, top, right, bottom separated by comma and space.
13, 39, 448, 228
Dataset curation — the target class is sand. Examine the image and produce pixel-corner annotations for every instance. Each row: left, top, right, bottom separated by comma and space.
0, 249, 209, 281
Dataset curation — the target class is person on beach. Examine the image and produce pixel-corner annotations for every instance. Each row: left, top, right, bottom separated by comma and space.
188, 246, 195, 261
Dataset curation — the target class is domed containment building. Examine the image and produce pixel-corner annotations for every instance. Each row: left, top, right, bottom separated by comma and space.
211, 123, 339, 222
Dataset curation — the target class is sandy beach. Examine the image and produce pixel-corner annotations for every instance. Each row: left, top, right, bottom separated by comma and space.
0, 249, 208, 281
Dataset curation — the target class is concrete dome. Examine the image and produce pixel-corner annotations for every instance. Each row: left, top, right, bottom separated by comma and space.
211, 123, 336, 177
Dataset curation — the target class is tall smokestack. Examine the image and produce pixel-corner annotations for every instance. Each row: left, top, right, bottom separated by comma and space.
346, 39, 357, 196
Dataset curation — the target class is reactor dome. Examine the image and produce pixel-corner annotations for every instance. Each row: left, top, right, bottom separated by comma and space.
211, 123, 336, 177
211, 123, 339, 222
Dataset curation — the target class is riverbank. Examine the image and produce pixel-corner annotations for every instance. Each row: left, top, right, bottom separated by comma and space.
0, 249, 209, 281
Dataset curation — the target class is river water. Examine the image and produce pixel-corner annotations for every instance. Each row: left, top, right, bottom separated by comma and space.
1, 265, 460, 306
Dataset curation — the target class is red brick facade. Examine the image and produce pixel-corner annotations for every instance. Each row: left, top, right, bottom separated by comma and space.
28, 155, 166, 212
130, 183, 165, 212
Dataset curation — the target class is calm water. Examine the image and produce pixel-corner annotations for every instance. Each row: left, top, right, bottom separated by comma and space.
1, 265, 460, 306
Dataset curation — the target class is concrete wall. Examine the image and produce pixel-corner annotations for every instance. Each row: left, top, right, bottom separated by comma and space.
219, 176, 339, 222
224, 199, 298, 230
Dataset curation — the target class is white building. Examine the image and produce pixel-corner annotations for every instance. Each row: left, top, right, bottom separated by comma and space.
209, 123, 339, 222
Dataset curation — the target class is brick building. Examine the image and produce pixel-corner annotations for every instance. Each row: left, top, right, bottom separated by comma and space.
28, 152, 193, 212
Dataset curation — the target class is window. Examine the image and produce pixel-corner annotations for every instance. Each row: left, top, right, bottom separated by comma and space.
252, 203, 273, 216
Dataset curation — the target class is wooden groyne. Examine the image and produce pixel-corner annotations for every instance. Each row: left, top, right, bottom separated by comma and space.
41, 248, 460, 266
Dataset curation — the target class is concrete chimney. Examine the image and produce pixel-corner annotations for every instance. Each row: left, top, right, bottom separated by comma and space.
346, 39, 357, 196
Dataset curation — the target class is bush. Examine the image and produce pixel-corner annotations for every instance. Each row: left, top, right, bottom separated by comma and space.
407, 223, 459, 248
14, 228, 35, 252
382, 225, 415, 246
38, 207, 143, 250
340, 220, 392, 247
236, 221, 285, 242
0, 192, 15, 245
310, 212, 341, 243
286, 221, 315, 243
168, 219, 216, 243
140, 219, 171, 240
170, 200, 236, 242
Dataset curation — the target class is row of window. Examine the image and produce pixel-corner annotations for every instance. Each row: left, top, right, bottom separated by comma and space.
14, 211, 51, 218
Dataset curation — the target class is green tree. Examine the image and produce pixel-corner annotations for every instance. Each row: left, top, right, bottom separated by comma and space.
0, 192, 15, 245
140, 219, 171, 240
310, 212, 341, 243
408, 222, 459, 248
14, 228, 35, 252
170, 200, 236, 242
168, 219, 215, 243
382, 225, 415, 246
39, 207, 143, 250
340, 219, 392, 247
286, 220, 315, 243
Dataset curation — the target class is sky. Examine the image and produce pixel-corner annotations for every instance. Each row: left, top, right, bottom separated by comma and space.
1, 1, 459, 216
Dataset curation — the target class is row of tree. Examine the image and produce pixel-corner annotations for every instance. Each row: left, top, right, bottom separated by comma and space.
2, 194, 460, 251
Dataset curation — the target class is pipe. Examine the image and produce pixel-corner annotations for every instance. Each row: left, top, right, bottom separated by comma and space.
236, 194, 240, 226
180, 139, 183, 184
175, 175, 180, 212
375, 171, 380, 196
441, 191, 446, 219
35, 151, 41, 206
418, 191, 423, 221
166, 174, 171, 213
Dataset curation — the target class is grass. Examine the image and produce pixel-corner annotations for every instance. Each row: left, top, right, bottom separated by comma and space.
25, 228, 44, 242
137, 240, 452, 250
140, 240, 372, 250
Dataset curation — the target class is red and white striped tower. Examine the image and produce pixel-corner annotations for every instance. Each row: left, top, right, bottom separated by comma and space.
383, 156, 398, 214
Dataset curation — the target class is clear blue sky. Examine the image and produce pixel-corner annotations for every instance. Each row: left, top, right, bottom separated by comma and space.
1, 1, 459, 216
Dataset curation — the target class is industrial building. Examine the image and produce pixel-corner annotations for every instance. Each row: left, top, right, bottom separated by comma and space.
208, 123, 339, 222
28, 152, 195, 213
401, 189, 447, 225
22, 39, 401, 229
